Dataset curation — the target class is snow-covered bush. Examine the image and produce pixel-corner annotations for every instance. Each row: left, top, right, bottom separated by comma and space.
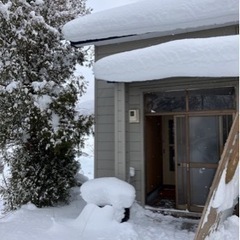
0, 0, 93, 210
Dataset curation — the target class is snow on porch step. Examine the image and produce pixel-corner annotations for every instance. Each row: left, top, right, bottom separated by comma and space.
144, 208, 199, 232
145, 205, 201, 219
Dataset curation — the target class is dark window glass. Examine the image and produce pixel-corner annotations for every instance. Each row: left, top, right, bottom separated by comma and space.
169, 146, 175, 172
168, 120, 174, 145
189, 87, 235, 111
145, 91, 186, 113
222, 115, 233, 143
168, 119, 175, 171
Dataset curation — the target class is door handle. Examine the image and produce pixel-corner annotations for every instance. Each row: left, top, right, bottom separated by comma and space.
177, 163, 189, 170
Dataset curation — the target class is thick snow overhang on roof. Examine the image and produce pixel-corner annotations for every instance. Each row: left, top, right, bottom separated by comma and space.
94, 35, 239, 82
62, 0, 239, 47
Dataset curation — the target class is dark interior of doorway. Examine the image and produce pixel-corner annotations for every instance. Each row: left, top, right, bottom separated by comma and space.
147, 185, 175, 209
145, 115, 176, 209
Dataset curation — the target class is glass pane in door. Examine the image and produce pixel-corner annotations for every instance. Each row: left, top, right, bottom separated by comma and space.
175, 115, 233, 210
189, 116, 220, 208
190, 168, 216, 205
222, 115, 233, 144
177, 166, 187, 205
189, 116, 220, 164
176, 116, 187, 163
175, 116, 187, 207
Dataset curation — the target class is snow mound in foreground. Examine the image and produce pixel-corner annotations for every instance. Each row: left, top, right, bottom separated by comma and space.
80, 177, 136, 208
74, 203, 137, 239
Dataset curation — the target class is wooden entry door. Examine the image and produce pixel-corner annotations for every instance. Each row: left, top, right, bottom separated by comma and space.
175, 115, 233, 212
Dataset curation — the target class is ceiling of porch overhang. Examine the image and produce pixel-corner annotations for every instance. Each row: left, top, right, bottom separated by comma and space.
93, 35, 239, 82
62, 0, 239, 47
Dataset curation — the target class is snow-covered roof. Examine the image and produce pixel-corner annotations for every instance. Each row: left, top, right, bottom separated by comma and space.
62, 0, 238, 46
94, 35, 239, 82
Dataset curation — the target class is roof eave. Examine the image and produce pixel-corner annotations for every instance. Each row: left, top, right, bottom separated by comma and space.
70, 21, 239, 47
70, 34, 136, 47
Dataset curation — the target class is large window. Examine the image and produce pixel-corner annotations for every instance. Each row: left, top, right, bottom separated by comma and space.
145, 91, 186, 113
145, 87, 235, 113
188, 87, 235, 111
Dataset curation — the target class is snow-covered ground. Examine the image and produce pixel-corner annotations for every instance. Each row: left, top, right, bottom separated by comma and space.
0, 139, 197, 240
0, 136, 238, 240
0, 193, 198, 240
0, 0, 238, 237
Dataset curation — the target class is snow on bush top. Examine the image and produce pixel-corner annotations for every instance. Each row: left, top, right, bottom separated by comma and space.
62, 0, 238, 44
80, 177, 136, 208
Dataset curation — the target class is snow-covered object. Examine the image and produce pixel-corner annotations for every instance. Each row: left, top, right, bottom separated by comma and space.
76, 204, 116, 230
212, 165, 239, 212
21, 202, 38, 211
94, 35, 239, 82
80, 177, 136, 208
33, 94, 52, 111
5, 81, 19, 93
62, 0, 238, 44
206, 215, 239, 240
201, 164, 239, 228
74, 203, 137, 239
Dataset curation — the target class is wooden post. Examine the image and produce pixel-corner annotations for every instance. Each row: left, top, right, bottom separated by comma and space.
194, 113, 239, 240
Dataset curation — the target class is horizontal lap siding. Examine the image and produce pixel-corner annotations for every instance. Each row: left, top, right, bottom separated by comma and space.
127, 86, 145, 203
94, 79, 115, 178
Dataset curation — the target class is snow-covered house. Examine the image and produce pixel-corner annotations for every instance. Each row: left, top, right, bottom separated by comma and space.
63, 0, 239, 213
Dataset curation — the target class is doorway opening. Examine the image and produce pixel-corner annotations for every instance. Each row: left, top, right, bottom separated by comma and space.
144, 87, 235, 212
145, 115, 176, 209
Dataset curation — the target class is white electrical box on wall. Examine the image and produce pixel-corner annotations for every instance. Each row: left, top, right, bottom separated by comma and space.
129, 109, 140, 123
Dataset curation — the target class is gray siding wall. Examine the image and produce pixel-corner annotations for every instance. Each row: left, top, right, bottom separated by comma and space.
94, 25, 238, 204
94, 79, 115, 177
114, 83, 126, 180
126, 86, 144, 203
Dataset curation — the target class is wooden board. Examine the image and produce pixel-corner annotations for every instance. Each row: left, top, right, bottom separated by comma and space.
194, 113, 239, 240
